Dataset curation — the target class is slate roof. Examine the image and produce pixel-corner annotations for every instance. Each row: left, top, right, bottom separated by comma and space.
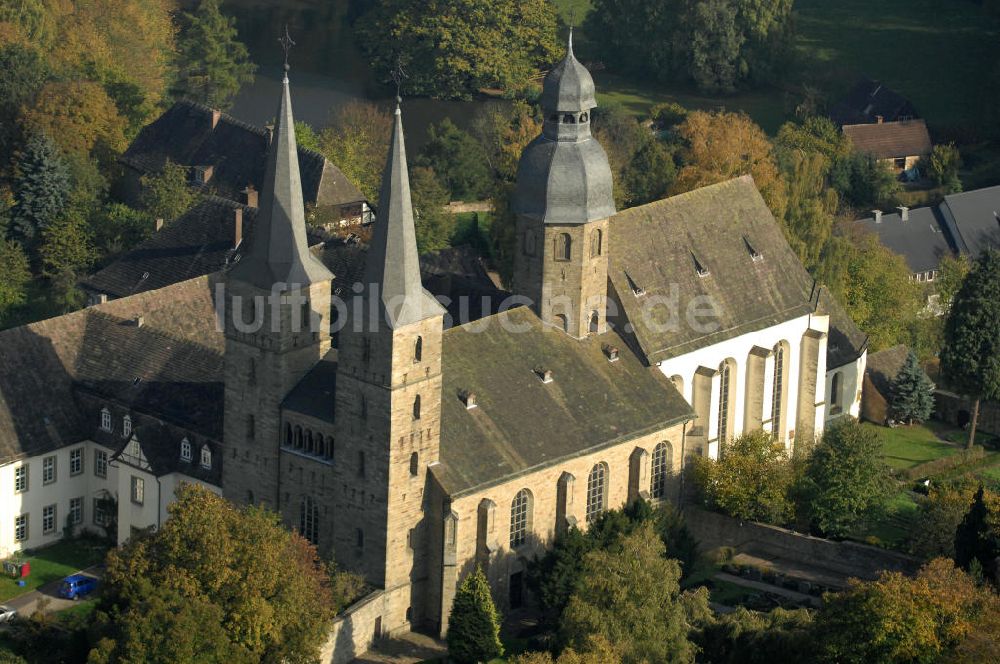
0, 277, 222, 464
843, 119, 932, 159
829, 78, 919, 127
539, 30, 596, 112
818, 288, 868, 369
120, 100, 364, 209
608, 176, 818, 363
282, 349, 337, 422
432, 307, 693, 496
865, 344, 911, 397
938, 185, 1000, 257
114, 422, 222, 484
855, 206, 956, 273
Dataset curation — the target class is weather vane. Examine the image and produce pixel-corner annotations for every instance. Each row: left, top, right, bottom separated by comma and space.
391, 57, 407, 104
279, 25, 296, 71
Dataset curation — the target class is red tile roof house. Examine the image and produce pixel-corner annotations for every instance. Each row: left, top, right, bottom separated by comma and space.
842, 118, 933, 174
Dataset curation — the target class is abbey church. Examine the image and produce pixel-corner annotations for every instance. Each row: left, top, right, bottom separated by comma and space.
0, 38, 866, 640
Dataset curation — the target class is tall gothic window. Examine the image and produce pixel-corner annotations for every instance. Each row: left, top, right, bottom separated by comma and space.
771, 343, 786, 436
415, 336, 423, 362
294, 425, 303, 449
718, 360, 733, 446
586, 463, 608, 523
831, 371, 844, 413
300, 496, 319, 544
650, 442, 671, 499
285, 423, 293, 447
413, 395, 421, 420
590, 228, 603, 257
510, 489, 532, 548
555, 233, 571, 261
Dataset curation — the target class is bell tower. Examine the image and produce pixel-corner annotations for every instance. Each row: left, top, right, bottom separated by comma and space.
222, 65, 333, 509
333, 102, 446, 631
512, 30, 616, 338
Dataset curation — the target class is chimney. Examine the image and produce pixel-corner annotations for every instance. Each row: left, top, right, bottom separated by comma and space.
155, 218, 164, 232
241, 185, 259, 208
193, 165, 214, 184
898, 206, 909, 222
460, 390, 477, 410
133, 315, 144, 328
534, 366, 553, 384
97, 293, 108, 304
873, 210, 883, 224
875, 115, 884, 124
233, 208, 243, 248
602, 344, 620, 362
211, 109, 222, 129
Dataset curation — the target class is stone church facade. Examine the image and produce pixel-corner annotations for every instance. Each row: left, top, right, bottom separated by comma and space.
0, 36, 866, 644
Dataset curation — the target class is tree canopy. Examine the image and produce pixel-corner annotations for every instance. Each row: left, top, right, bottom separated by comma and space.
173, 0, 256, 110
89, 484, 360, 663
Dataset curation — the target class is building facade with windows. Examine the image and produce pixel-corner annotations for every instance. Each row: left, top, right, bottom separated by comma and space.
0, 37, 866, 644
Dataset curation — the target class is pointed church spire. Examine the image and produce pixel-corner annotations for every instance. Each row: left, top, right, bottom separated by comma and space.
229, 66, 331, 289
364, 101, 445, 328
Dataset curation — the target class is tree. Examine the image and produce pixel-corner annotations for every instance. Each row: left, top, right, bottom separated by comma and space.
672, 110, 787, 222
954, 486, 1000, 581
356, 0, 560, 100
687, 0, 745, 94
799, 419, 892, 538
11, 132, 71, 243
38, 209, 95, 279
909, 482, 985, 560
447, 565, 504, 664
140, 160, 198, 224
780, 150, 839, 270
831, 151, 900, 210
935, 254, 972, 316
89, 202, 153, 258
560, 522, 707, 664
410, 166, 455, 253
813, 558, 998, 664
472, 100, 542, 183
294, 120, 322, 154
511, 636, 622, 664
0, 240, 30, 325
22, 80, 128, 166
927, 143, 962, 194
888, 350, 935, 424
692, 430, 795, 524
417, 119, 492, 201
695, 606, 814, 664
0, 44, 47, 168
173, 0, 255, 110
90, 484, 353, 663
319, 101, 392, 203
622, 135, 676, 206
941, 249, 1000, 448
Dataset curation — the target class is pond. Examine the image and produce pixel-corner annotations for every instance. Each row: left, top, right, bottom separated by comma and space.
223, 0, 505, 148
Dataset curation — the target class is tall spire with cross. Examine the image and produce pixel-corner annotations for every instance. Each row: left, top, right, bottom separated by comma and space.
229, 28, 331, 289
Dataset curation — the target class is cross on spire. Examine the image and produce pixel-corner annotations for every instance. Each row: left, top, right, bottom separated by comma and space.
391, 58, 407, 105
279, 25, 296, 73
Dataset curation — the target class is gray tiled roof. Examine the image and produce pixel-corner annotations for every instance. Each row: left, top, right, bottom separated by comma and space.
432, 307, 693, 496
120, 100, 364, 208
855, 206, 956, 273
818, 288, 868, 369
938, 185, 1000, 257
609, 176, 818, 363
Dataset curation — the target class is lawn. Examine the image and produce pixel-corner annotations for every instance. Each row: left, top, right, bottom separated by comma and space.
861, 489, 920, 549
869, 421, 960, 470
0, 538, 108, 602
564, 0, 999, 135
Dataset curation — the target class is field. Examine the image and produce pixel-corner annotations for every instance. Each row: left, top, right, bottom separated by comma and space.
566, 0, 999, 135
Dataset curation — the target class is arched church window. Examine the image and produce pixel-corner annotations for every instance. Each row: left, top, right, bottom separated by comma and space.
772, 342, 787, 436
413, 395, 421, 420
579, 112, 589, 123
305, 430, 314, 454
586, 463, 608, 522
294, 425, 303, 449
562, 113, 576, 124
327, 436, 335, 460
831, 371, 844, 413
510, 489, 533, 548
650, 442, 671, 499
415, 336, 423, 362
554, 314, 569, 333
315, 437, 325, 457
718, 360, 734, 447
589, 311, 599, 334
299, 496, 319, 544
555, 233, 571, 261
285, 423, 292, 447
591, 228, 603, 257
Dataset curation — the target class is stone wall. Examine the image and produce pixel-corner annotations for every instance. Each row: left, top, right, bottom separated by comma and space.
684, 506, 919, 583
935, 390, 1000, 437
320, 590, 388, 664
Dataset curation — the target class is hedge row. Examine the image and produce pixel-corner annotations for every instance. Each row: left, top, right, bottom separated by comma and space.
898, 445, 987, 481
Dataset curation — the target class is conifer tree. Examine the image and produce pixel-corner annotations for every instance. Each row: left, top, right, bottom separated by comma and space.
11, 132, 71, 243
889, 350, 936, 424
447, 565, 504, 664
941, 249, 1000, 448
954, 485, 1000, 581
0, 240, 31, 324
173, 0, 255, 110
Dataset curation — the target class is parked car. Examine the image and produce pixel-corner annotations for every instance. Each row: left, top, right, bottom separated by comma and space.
0, 605, 16, 623
57, 575, 97, 600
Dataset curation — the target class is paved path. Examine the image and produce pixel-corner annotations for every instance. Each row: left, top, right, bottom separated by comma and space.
3, 565, 103, 618
351, 632, 446, 664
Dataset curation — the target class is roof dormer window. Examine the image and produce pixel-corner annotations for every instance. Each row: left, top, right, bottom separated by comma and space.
534, 366, 554, 384
743, 236, 763, 262
101, 408, 111, 432
180, 438, 192, 462
625, 272, 645, 296
200, 445, 212, 470
122, 415, 132, 439
692, 252, 710, 278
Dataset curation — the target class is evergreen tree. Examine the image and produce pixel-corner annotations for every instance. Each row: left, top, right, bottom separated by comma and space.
417, 119, 493, 201
954, 486, 1000, 581
0, 240, 31, 325
941, 249, 1000, 448
173, 0, 256, 110
38, 209, 96, 279
447, 565, 504, 664
410, 166, 455, 254
11, 132, 71, 243
889, 350, 936, 424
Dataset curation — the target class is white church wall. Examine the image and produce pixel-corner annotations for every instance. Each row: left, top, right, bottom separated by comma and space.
825, 351, 866, 422
656, 313, 830, 458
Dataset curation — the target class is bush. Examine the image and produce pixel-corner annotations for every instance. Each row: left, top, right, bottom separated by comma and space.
447, 565, 504, 664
